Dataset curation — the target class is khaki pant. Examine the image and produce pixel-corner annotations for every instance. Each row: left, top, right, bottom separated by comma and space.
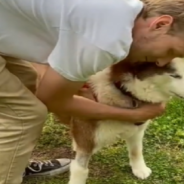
0, 56, 48, 184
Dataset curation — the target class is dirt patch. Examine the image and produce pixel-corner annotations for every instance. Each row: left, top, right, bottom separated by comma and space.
90, 163, 113, 178
31, 147, 75, 160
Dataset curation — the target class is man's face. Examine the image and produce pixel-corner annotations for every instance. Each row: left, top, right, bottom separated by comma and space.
129, 15, 184, 66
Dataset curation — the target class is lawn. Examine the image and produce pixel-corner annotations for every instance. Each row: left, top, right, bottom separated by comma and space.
24, 98, 184, 184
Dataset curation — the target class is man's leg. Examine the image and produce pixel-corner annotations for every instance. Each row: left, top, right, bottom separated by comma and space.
5, 57, 71, 177
6, 57, 39, 93
0, 56, 47, 184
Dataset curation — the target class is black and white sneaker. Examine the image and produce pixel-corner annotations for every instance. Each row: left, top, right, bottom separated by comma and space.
23, 159, 71, 177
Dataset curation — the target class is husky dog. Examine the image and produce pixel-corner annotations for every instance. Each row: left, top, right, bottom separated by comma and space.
57, 57, 184, 184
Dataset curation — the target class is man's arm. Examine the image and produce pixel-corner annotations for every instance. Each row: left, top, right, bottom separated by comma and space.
36, 67, 165, 123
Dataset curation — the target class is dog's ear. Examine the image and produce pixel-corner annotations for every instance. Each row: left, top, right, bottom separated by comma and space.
110, 59, 132, 82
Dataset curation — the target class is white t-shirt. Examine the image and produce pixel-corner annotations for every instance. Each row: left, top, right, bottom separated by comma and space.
0, 0, 143, 81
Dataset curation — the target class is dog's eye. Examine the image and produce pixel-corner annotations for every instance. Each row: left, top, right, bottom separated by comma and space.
170, 74, 182, 79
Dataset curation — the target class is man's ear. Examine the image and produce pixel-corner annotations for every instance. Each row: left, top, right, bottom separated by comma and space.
149, 15, 173, 31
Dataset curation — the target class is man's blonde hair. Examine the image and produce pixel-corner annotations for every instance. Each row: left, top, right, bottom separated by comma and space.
142, 0, 184, 33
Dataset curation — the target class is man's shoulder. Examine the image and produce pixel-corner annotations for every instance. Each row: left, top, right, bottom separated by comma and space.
68, 0, 143, 32
63, 0, 143, 59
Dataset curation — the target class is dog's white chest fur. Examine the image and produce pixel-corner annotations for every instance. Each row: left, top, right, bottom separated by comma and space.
94, 120, 148, 153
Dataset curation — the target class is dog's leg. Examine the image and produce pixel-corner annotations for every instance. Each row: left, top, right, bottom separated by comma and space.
125, 128, 152, 179
69, 149, 91, 184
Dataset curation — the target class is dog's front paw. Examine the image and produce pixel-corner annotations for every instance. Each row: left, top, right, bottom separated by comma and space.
132, 165, 152, 179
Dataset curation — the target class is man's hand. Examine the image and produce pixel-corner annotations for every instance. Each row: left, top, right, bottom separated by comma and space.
132, 103, 166, 122
36, 66, 165, 123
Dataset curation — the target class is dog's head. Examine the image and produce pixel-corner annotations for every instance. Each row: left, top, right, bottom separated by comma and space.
114, 57, 184, 103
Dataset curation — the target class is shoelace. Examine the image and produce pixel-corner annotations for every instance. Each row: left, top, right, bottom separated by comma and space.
27, 160, 54, 172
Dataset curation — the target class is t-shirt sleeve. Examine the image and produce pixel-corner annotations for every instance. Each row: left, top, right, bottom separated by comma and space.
48, 30, 116, 81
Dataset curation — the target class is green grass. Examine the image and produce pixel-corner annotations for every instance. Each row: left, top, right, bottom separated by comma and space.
24, 98, 184, 184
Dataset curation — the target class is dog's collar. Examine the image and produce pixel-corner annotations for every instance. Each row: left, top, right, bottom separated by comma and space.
114, 81, 138, 101
114, 81, 144, 126
82, 83, 98, 102
82, 82, 144, 126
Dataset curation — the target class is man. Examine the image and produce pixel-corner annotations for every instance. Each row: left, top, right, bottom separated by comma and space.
6, 59, 71, 178
0, 0, 183, 184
